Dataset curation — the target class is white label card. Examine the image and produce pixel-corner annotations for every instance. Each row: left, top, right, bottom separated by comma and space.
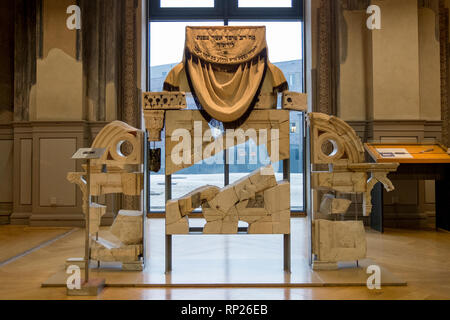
376, 148, 413, 159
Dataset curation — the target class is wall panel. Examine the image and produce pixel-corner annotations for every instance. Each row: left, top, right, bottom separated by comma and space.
19, 139, 32, 205
39, 138, 76, 207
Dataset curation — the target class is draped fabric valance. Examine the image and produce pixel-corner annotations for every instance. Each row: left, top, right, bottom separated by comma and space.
164, 26, 288, 126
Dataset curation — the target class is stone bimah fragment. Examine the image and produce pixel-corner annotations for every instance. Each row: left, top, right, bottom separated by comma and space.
67, 121, 145, 271
166, 166, 290, 235
308, 113, 399, 270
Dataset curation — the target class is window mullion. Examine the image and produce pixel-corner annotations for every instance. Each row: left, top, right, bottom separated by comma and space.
224, 150, 230, 186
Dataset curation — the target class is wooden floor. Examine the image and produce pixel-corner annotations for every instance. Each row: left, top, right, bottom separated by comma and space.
41, 218, 406, 288
0, 226, 72, 263
0, 218, 449, 300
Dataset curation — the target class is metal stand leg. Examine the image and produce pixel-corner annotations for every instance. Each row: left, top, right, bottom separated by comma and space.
165, 235, 172, 273
84, 159, 91, 282
165, 174, 172, 273
283, 234, 291, 272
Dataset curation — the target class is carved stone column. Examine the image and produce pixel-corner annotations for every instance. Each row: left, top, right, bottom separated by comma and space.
439, 0, 450, 147
122, 0, 140, 129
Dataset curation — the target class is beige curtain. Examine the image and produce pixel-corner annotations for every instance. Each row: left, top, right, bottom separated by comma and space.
186, 53, 266, 123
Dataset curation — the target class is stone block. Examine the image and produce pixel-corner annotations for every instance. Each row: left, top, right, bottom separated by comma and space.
203, 220, 223, 234
166, 200, 182, 225
248, 222, 273, 234
89, 203, 107, 234
110, 210, 143, 245
207, 184, 239, 214
282, 91, 307, 111
319, 194, 352, 215
254, 92, 277, 109
248, 166, 278, 192
90, 238, 142, 263
143, 91, 187, 110
313, 219, 366, 263
263, 181, 290, 213
221, 222, 239, 234
166, 216, 189, 235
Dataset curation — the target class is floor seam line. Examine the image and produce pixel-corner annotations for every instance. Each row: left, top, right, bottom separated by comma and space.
0, 228, 77, 268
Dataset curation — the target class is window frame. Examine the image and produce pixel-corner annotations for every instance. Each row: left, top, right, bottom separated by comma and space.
147, 0, 306, 214
149, 0, 303, 21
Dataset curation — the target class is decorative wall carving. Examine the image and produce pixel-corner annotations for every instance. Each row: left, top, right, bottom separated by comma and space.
122, 0, 139, 129
121, 0, 141, 211
282, 92, 308, 111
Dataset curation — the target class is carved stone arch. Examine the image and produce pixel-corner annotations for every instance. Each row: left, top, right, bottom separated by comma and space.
91, 120, 143, 167
308, 113, 365, 165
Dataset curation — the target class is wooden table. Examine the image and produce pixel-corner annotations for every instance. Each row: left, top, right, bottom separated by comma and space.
365, 143, 450, 232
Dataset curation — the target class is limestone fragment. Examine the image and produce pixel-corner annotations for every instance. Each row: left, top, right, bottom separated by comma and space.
110, 210, 143, 245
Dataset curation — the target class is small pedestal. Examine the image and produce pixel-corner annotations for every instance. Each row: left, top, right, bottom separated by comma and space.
312, 261, 339, 271
66, 279, 106, 296
122, 260, 144, 271
65, 258, 86, 269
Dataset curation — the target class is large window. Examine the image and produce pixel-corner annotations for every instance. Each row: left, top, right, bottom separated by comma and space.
148, 0, 305, 212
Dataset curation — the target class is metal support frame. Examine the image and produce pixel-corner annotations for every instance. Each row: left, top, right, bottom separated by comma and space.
142, 131, 149, 269
283, 158, 291, 273
160, 117, 306, 273
165, 174, 172, 273
84, 159, 91, 282
224, 149, 230, 186
305, 115, 313, 266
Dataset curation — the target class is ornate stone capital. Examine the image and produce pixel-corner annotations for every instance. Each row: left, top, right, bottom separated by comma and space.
144, 110, 165, 142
